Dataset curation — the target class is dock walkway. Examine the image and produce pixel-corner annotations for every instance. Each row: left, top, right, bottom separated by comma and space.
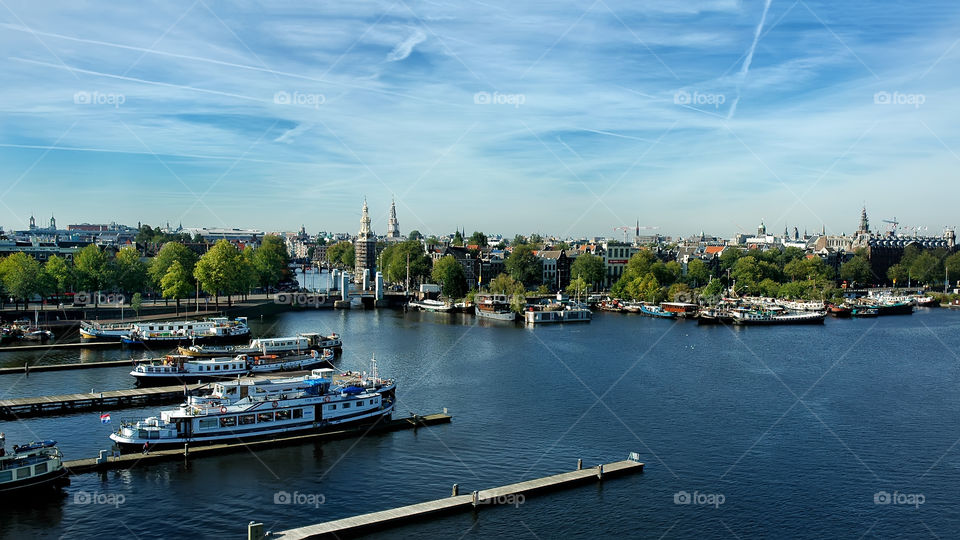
270, 458, 644, 539
0, 383, 206, 419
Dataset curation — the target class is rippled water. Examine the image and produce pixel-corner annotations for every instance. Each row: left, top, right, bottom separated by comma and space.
2, 307, 960, 539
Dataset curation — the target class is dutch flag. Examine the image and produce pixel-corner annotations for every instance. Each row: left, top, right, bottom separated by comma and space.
100, 414, 111, 424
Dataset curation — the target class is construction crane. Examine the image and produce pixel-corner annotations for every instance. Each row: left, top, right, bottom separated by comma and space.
882, 218, 899, 235
612, 226, 632, 242
613, 224, 661, 243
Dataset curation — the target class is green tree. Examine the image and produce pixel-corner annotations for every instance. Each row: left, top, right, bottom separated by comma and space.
840, 255, 874, 287
252, 235, 290, 289
758, 278, 781, 297
489, 273, 522, 295
74, 244, 114, 307
685, 258, 711, 287
149, 242, 197, 293
505, 244, 540, 287
702, 278, 725, 300
887, 263, 909, 286
408, 230, 423, 241
566, 276, 588, 300
240, 247, 259, 299
945, 252, 960, 285
910, 252, 942, 286
381, 240, 432, 285
194, 240, 243, 309
161, 260, 193, 315
570, 253, 605, 289
667, 282, 692, 302
452, 230, 464, 246
431, 255, 468, 298
0, 253, 44, 309
114, 245, 148, 294
468, 231, 487, 247
628, 272, 662, 303
326, 242, 355, 268
130, 292, 143, 319
44, 255, 73, 299
719, 247, 744, 272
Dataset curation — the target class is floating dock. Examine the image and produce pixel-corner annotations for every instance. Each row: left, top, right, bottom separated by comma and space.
63, 413, 451, 475
0, 340, 120, 353
0, 383, 206, 419
0, 358, 135, 375
266, 457, 644, 540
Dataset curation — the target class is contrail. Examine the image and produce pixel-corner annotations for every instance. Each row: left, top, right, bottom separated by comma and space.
728, 0, 773, 119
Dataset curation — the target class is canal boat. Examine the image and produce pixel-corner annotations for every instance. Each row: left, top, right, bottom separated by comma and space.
131, 355, 250, 384
779, 300, 826, 312
474, 294, 516, 321
0, 435, 68, 494
523, 304, 592, 324
696, 308, 732, 325
851, 307, 879, 318
407, 299, 452, 312
121, 317, 250, 345
177, 333, 342, 358
730, 309, 825, 326
110, 362, 396, 450
79, 321, 136, 341
248, 349, 334, 374
827, 304, 852, 318
639, 304, 677, 319
661, 302, 699, 317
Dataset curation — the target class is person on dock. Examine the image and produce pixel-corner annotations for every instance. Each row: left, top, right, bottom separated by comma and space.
142, 442, 149, 454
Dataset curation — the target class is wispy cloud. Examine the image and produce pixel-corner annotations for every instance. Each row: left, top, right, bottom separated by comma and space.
386, 28, 427, 62
728, 0, 773, 119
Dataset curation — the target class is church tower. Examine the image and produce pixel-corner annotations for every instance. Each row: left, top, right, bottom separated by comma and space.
387, 197, 400, 239
29, 215, 35, 230
50, 215, 56, 230
857, 206, 870, 235
354, 198, 376, 284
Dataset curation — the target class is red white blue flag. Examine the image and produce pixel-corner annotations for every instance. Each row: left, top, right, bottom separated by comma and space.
100, 414, 111, 424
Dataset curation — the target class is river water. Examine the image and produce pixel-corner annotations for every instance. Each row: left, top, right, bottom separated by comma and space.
2, 306, 959, 539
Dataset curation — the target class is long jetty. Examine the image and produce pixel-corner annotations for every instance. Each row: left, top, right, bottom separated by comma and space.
0, 358, 135, 375
0, 340, 120, 353
264, 456, 644, 540
0, 383, 206, 419
63, 413, 451, 475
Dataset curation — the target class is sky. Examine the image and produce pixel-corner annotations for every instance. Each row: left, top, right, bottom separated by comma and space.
1, 0, 958, 241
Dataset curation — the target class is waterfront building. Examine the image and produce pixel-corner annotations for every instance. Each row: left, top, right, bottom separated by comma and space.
182, 227, 264, 245
602, 242, 638, 288
354, 199, 377, 284
538, 250, 571, 291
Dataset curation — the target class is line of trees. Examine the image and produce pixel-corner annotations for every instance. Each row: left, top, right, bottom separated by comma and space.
0, 235, 291, 313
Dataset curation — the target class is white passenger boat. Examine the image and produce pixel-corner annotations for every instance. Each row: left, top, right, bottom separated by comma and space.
474, 294, 516, 321
79, 321, 135, 341
408, 299, 452, 312
730, 309, 825, 325
523, 304, 592, 324
248, 349, 335, 373
121, 317, 250, 346
178, 333, 342, 357
110, 361, 396, 451
131, 355, 250, 384
0, 435, 68, 494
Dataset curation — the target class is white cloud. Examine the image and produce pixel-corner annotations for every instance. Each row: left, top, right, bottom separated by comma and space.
274, 123, 313, 144
385, 29, 427, 62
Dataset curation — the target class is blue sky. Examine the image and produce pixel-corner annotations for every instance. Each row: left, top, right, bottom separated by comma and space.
1, 1, 958, 240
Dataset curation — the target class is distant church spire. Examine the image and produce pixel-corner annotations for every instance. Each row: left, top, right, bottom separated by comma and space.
387, 196, 400, 238
858, 206, 870, 235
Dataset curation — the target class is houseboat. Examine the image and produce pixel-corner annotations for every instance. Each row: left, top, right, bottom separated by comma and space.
474, 294, 516, 321
110, 362, 396, 451
639, 304, 677, 319
178, 333, 342, 358
0, 435, 68, 494
248, 349, 334, 374
661, 302, 700, 317
131, 355, 250, 384
407, 299, 452, 312
730, 309, 826, 326
523, 304, 592, 324
79, 321, 134, 341
121, 317, 250, 345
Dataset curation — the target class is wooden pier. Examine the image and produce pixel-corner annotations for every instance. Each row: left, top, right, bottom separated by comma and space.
0, 340, 120, 353
0, 358, 135, 375
63, 413, 451, 475
266, 457, 644, 540
0, 383, 206, 420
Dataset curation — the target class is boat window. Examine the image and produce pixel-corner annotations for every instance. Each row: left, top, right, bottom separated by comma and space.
343, 402, 350, 409
239, 414, 256, 425
258, 413, 274, 422
276, 410, 291, 420
292, 409, 303, 419
16, 467, 31, 479
214, 365, 220, 371
0, 471, 11, 482
35, 462, 48, 474
219, 416, 237, 428
328, 404, 336, 410
198, 419, 217, 430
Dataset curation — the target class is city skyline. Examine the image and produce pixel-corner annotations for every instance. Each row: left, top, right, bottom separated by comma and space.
2, 2, 959, 238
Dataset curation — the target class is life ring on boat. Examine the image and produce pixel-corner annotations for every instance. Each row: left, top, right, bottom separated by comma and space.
272, 401, 279, 408
323, 396, 331, 403
219, 406, 227, 414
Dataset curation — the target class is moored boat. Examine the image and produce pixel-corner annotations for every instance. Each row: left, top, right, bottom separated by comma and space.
407, 299, 453, 312
178, 333, 342, 358
79, 321, 134, 341
827, 304, 852, 318
110, 361, 396, 451
638, 304, 677, 319
661, 302, 699, 317
0, 435, 69, 494
730, 309, 826, 326
474, 294, 516, 321
523, 304, 592, 324
121, 317, 250, 345
851, 307, 879, 318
